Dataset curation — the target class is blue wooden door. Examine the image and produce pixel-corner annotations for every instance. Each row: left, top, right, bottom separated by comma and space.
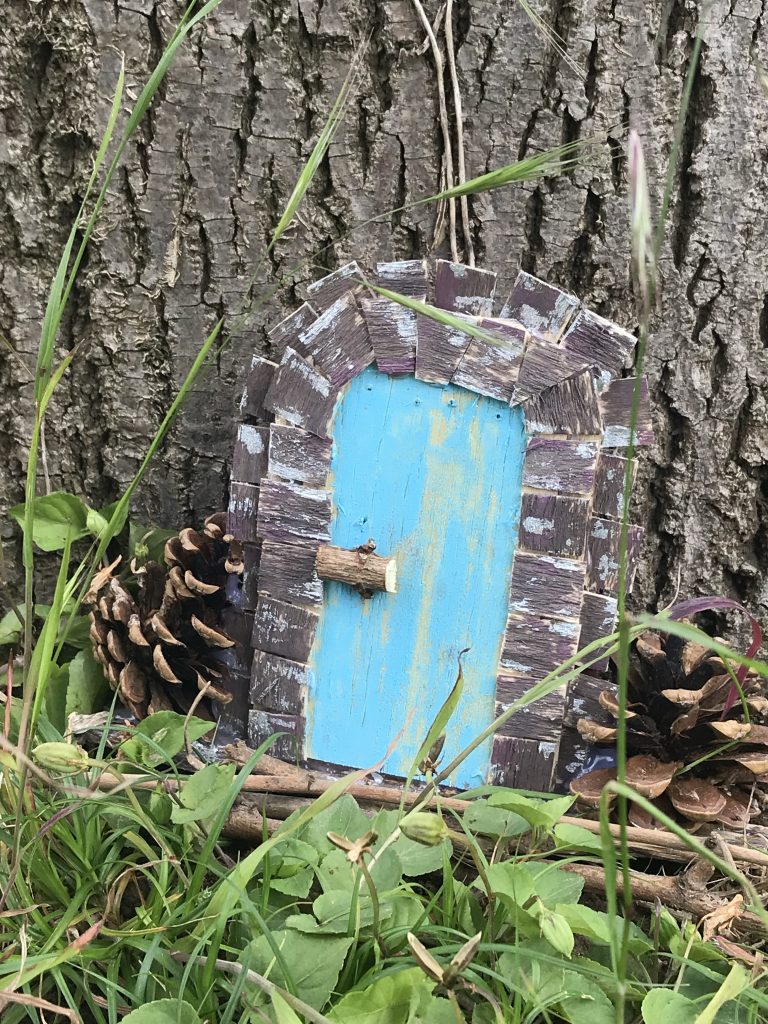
307, 367, 527, 788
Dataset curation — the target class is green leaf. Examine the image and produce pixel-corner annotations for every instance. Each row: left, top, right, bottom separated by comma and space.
0, 604, 51, 646
202, 762, 386, 935
99, 499, 130, 538
119, 710, 213, 767
537, 905, 575, 958
527, 863, 584, 908
298, 794, 372, 855
555, 904, 653, 956
171, 762, 236, 824
270, 991, 303, 1024
317, 846, 402, 894
58, 613, 92, 650
246, 929, 353, 1010
9, 492, 90, 551
86, 507, 110, 539
405, 650, 465, 789
487, 790, 576, 830
330, 967, 452, 1024
484, 862, 536, 906
310, 890, 385, 933
273, 837, 321, 876
557, 973, 615, 1024
694, 964, 749, 1024
642, 990, 698, 1024
553, 823, 603, 853
44, 662, 69, 733
65, 648, 109, 720
122, 999, 201, 1024
271, 867, 315, 898
0, 606, 24, 646
463, 800, 531, 840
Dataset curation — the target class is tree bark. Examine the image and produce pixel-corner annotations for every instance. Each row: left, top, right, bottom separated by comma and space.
1, 0, 767, 630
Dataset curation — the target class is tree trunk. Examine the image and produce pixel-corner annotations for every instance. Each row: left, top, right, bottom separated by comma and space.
1, 0, 767, 628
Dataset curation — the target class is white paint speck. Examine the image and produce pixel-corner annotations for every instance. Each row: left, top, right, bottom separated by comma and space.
523, 516, 554, 535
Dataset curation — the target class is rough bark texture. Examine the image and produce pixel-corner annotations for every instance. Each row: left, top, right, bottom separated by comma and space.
1, 0, 768, 628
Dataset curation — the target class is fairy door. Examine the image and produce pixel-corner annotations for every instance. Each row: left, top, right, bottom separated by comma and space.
305, 366, 527, 788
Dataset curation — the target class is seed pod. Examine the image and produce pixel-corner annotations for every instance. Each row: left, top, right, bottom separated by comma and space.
32, 742, 90, 775
400, 811, 449, 847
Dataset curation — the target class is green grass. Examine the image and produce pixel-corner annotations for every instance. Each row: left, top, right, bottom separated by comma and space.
2, 749, 767, 1023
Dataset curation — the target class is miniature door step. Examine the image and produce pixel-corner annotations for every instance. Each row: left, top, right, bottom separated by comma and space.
227, 259, 651, 790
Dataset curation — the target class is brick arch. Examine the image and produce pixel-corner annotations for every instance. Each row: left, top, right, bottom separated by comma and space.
223, 259, 652, 791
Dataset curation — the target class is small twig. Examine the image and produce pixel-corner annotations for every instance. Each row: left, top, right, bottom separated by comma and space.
0, 990, 78, 1022
91, 770, 768, 871
561, 861, 766, 938
416, 1, 445, 53
184, 680, 212, 755
444, 0, 474, 266
169, 951, 333, 1024
409, 0, 458, 260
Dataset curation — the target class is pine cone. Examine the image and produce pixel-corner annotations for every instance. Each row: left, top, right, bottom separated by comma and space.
87, 513, 244, 720
570, 628, 767, 827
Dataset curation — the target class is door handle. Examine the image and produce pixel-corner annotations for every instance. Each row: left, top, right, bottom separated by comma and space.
316, 540, 397, 598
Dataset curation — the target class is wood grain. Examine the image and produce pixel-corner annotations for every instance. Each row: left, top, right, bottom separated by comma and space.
263, 347, 337, 438
554, 726, 593, 790
451, 318, 525, 402
257, 539, 323, 607
415, 311, 474, 384
239, 356, 278, 422
298, 291, 374, 388
227, 481, 260, 543
256, 478, 331, 543
561, 307, 636, 383
434, 258, 496, 316
599, 376, 654, 447
231, 424, 269, 485
500, 270, 579, 340
306, 260, 364, 310
248, 709, 305, 761
490, 735, 557, 790
495, 673, 567, 741
267, 424, 333, 486
523, 370, 603, 436
376, 258, 428, 296
508, 552, 586, 620
224, 542, 261, 611
217, 607, 255, 676
251, 595, 319, 663
578, 591, 618, 672
316, 543, 397, 593
250, 649, 308, 714
501, 611, 581, 678
360, 295, 418, 375
562, 674, 616, 729
593, 452, 635, 520
523, 438, 598, 495
519, 492, 590, 558
268, 301, 318, 359
585, 515, 644, 595
515, 338, 591, 399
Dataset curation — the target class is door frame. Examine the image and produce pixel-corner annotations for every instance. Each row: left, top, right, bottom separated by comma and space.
226, 259, 651, 792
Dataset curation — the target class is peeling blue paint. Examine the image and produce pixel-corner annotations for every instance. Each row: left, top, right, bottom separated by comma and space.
306, 367, 527, 788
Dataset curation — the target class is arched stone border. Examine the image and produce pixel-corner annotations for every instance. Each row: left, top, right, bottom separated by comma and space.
223, 259, 652, 792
